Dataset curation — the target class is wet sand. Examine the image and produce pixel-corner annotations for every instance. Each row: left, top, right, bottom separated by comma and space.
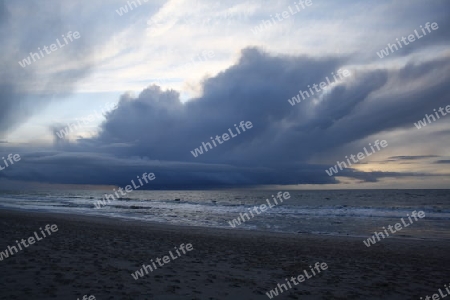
0, 209, 449, 299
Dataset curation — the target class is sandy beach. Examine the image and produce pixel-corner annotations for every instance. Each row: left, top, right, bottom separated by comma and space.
1, 209, 449, 300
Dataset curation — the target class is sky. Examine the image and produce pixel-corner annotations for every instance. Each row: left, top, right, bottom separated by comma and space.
0, 0, 449, 190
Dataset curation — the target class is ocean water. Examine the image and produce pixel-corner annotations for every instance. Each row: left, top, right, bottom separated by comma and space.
0, 189, 449, 240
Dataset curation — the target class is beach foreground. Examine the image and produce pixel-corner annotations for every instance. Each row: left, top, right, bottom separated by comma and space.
0, 210, 449, 300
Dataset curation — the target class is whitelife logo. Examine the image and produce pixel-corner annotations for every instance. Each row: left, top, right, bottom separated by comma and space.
287, 69, 351, 106
190, 121, 253, 158
0, 153, 21, 171
115, 0, 149, 16
18, 31, 81, 68
325, 140, 388, 176
363, 210, 425, 247
376, 22, 439, 59
420, 283, 450, 300
94, 172, 155, 209
77, 295, 95, 300
227, 191, 291, 228
131, 243, 194, 280
0, 224, 58, 262
414, 104, 450, 129
265, 262, 328, 298
251, 0, 313, 34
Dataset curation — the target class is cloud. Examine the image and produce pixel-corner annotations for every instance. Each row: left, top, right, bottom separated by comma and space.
435, 160, 450, 164
1, 150, 444, 188
93, 47, 450, 166
332, 169, 441, 183
387, 155, 441, 161
2, 46, 450, 188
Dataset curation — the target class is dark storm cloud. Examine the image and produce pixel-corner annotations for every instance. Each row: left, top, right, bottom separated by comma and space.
92, 48, 450, 163
91, 48, 348, 165
0, 150, 440, 188
0, 150, 337, 188
3, 46, 449, 188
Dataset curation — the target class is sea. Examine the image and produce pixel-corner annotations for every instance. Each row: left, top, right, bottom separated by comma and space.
0, 189, 449, 240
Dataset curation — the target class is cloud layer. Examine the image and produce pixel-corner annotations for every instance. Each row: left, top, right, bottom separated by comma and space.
2, 47, 450, 188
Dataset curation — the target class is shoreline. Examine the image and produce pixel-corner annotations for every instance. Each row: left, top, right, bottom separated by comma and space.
0, 207, 446, 242
1, 208, 450, 299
